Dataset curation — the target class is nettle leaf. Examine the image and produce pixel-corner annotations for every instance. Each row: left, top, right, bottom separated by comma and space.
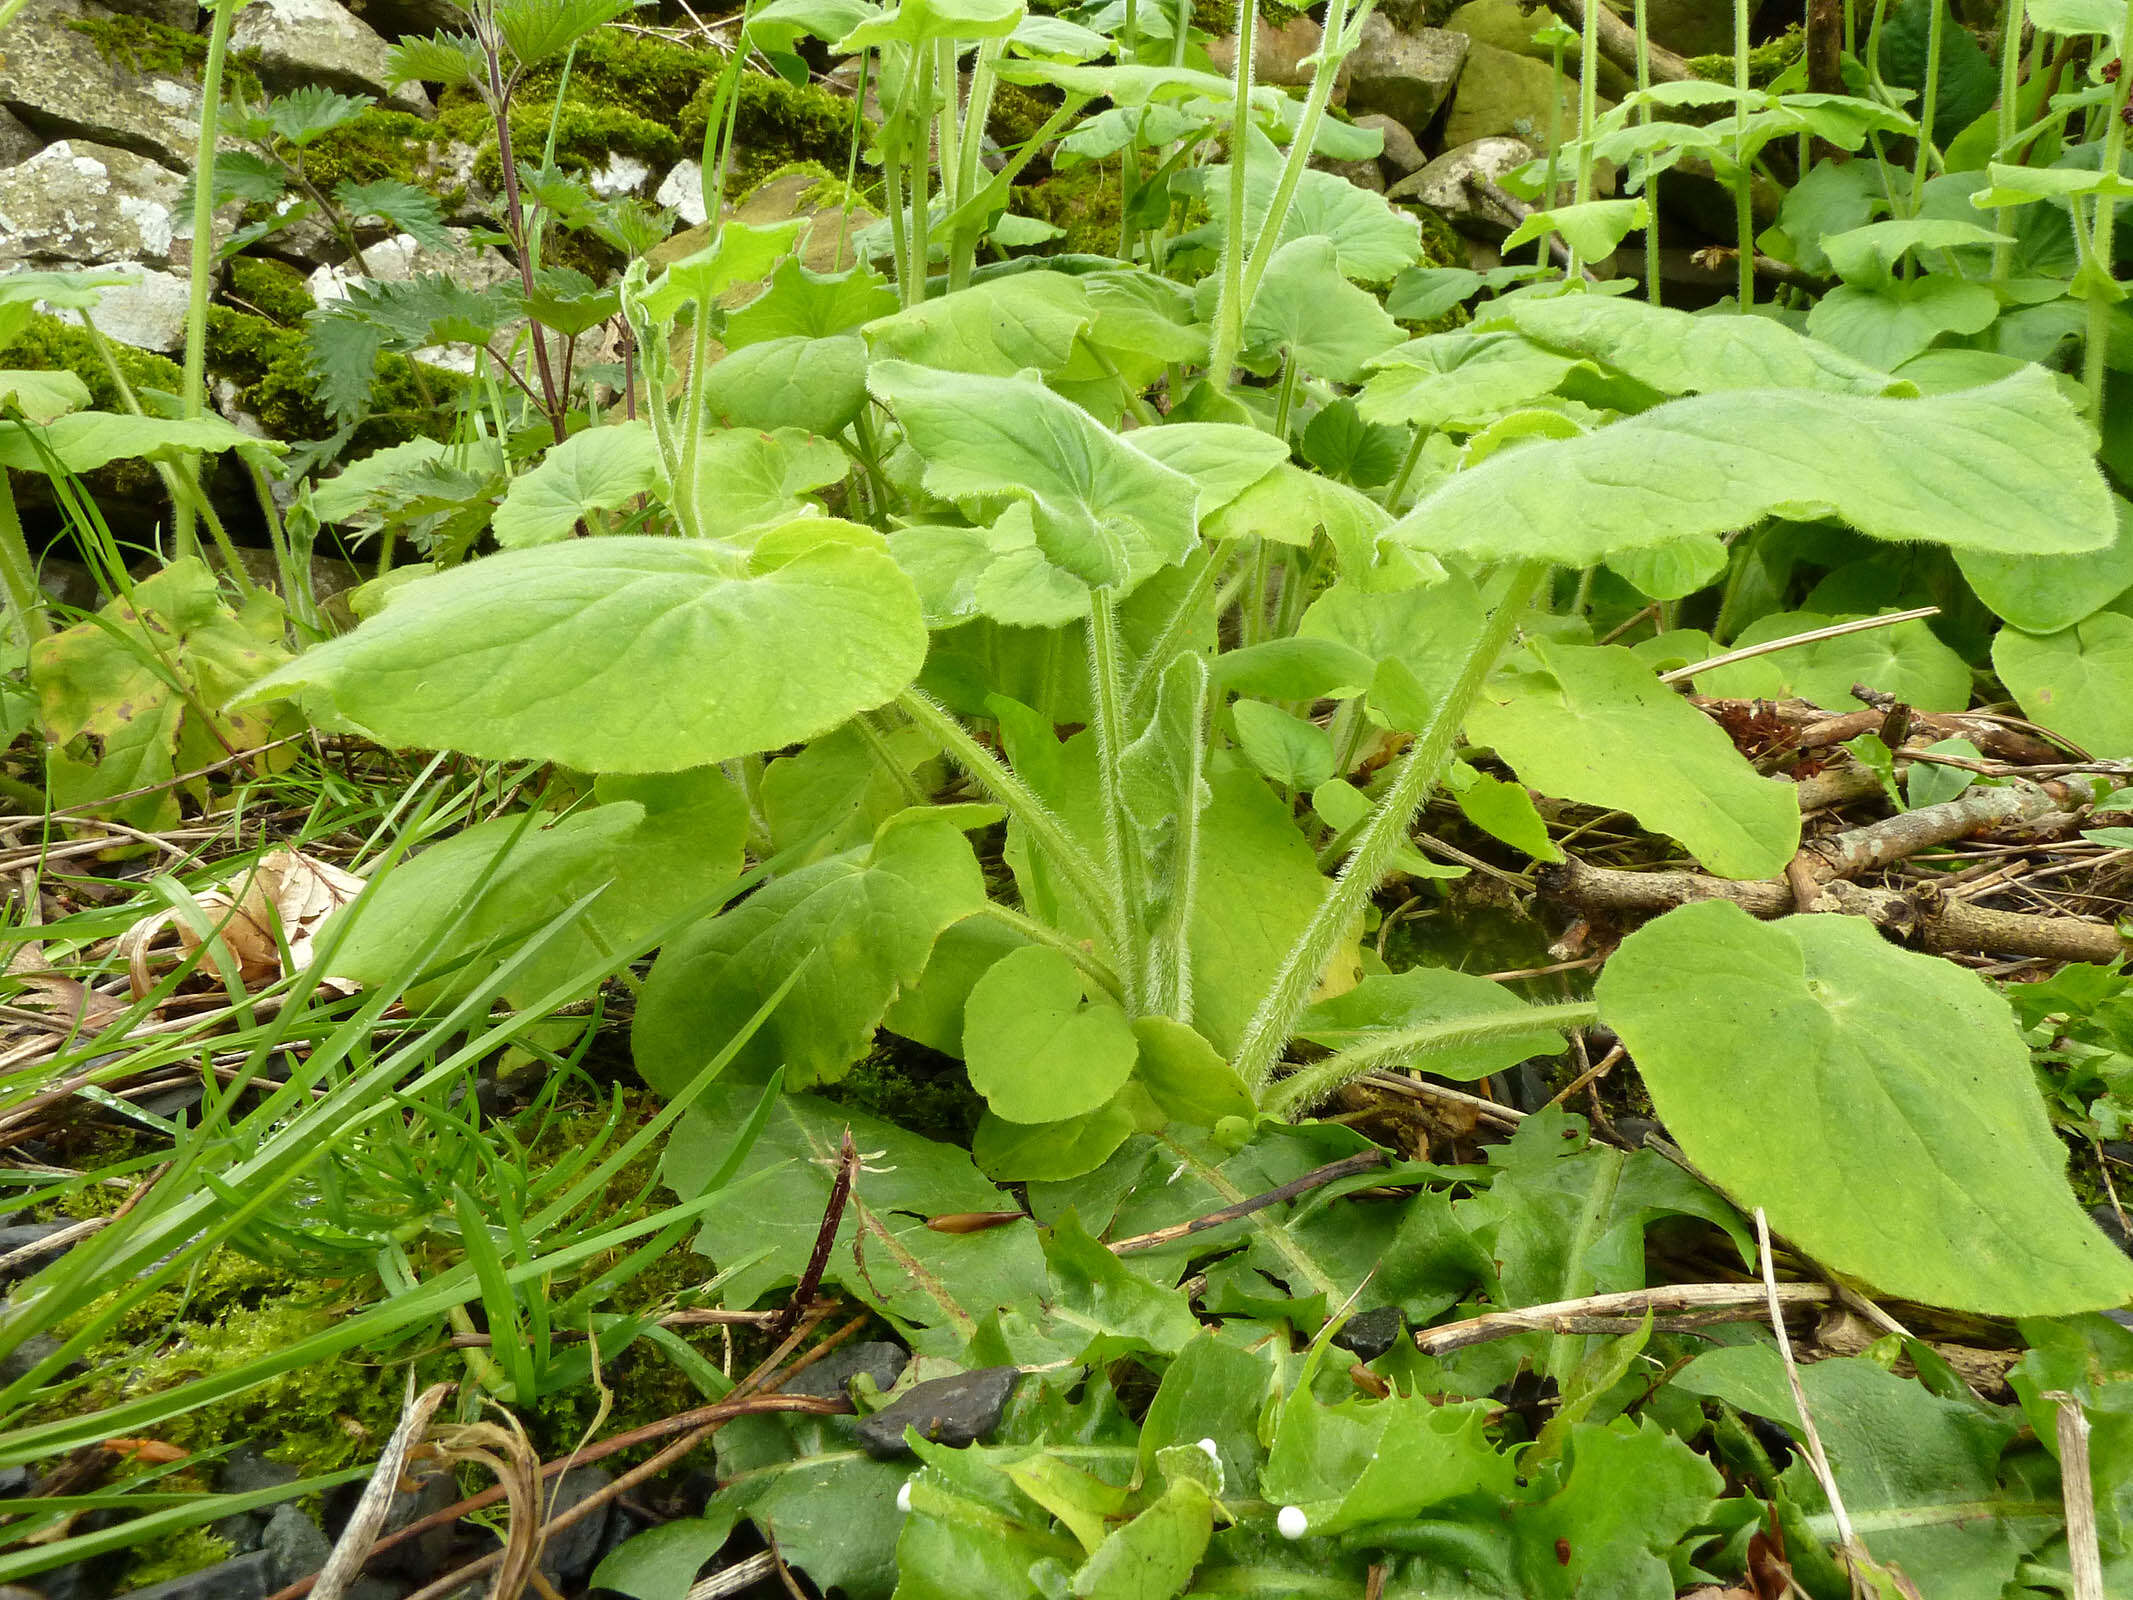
703, 335, 871, 436
1358, 331, 1584, 431
665, 1080, 1050, 1356
334, 179, 452, 250
1600, 899, 2133, 1314
242, 535, 927, 772
869, 360, 1199, 597
634, 812, 985, 1092
493, 419, 666, 547
1959, 493, 2133, 633
387, 31, 485, 89
962, 945, 1139, 1123
1695, 609, 1972, 711
1300, 398, 1404, 487
1476, 294, 1907, 397
1240, 237, 1404, 383
1296, 968, 1571, 1081
1470, 643, 1801, 879
1387, 370, 2113, 563
1993, 613, 2133, 756
862, 274, 1092, 377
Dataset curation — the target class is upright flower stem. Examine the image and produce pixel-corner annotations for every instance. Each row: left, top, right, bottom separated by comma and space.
2084, 0, 2133, 418
1233, 561, 1550, 1091
1733, 0, 1753, 307
1907, 0, 1947, 217
177, 0, 241, 565
1206, 0, 1259, 381
1087, 591, 1148, 1012
1992, 0, 2024, 285
1634, 0, 1660, 305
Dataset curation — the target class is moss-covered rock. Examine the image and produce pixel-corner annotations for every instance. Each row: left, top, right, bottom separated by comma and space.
205, 306, 457, 449
1687, 23, 1805, 87
989, 80, 1064, 150
66, 11, 264, 100
298, 105, 442, 193
1015, 160, 1126, 255
226, 257, 315, 327
681, 73, 857, 196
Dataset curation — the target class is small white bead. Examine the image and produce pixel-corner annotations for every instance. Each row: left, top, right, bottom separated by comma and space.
1195, 1437, 1220, 1462
1277, 1505, 1308, 1540
896, 1480, 914, 1513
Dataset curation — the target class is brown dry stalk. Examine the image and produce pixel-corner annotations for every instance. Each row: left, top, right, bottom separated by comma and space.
1415, 1282, 1834, 1357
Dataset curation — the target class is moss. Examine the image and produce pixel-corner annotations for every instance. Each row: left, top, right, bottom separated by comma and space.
988, 81, 1062, 150
1014, 161, 1126, 255
824, 1043, 985, 1148
1407, 200, 1467, 269
518, 27, 713, 127
299, 105, 441, 193
0, 315, 174, 504
65, 13, 263, 100
1687, 23, 1804, 87
226, 257, 313, 327
117, 1527, 233, 1593
434, 99, 682, 191
681, 74, 857, 196
204, 306, 460, 450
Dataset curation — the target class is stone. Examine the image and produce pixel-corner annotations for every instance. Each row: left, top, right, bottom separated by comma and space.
0, 108, 41, 169
783, 1340, 910, 1401
36, 262, 190, 352
1331, 1306, 1405, 1362
855, 1366, 1019, 1459
97, 0, 199, 26
1441, 39, 1588, 149
1346, 19, 1468, 135
1353, 111, 1427, 175
1443, 0, 1632, 98
1640, 0, 1734, 59
537, 1467, 613, 1586
0, 141, 222, 274
1388, 135, 1534, 234
1204, 14, 1351, 94
656, 160, 709, 227
0, 1334, 61, 1389
1316, 155, 1387, 192
230, 0, 433, 113
343, 0, 469, 40
306, 228, 517, 308
588, 152, 652, 198
124, 1551, 275, 1600
360, 1469, 460, 1579
0, 0, 224, 171
261, 1504, 333, 1586
0, 1221, 75, 1277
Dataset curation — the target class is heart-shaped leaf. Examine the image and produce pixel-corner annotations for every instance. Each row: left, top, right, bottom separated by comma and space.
1598, 899, 2133, 1314
962, 945, 1139, 1123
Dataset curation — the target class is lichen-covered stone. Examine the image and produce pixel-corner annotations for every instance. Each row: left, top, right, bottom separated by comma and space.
231, 0, 433, 114
1441, 39, 1609, 152
0, 0, 233, 170
0, 108, 41, 169
1389, 134, 1534, 235
1347, 17, 1468, 134
44, 261, 192, 351
1204, 14, 1352, 93
0, 141, 223, 272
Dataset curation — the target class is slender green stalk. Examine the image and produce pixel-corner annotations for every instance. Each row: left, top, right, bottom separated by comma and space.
1235, 0, 1356, 309
1206, 0, 1259, 380
1233, 561, 1549, 1090
835, 48, 871, 272
909, 43, 937, 304
2084, 0, 2133, 417
949, 38, 1006, 290
176, 0, 242, 563
897, 687, 1120, 938
1733, 0, 1753, 307
854, 709, 931, 808
0, 474, 46, 645
1381, 424, 1432, 508
1574, 0, 1601, 210
1270, 348, 1301, 438
0, 0, 31, 30
1544, 37, 1566, 272
1635, 0, 1660, 305
1263, 1001, 1599, 1117
1993, 0, 2024, 283
1908, 0, 1947, 216
1088, 590, 1149, 1011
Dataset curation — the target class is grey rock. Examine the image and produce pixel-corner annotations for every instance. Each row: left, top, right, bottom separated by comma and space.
0, 0, 224, 171
784, 1340, 910, 1401
656, 159, 709, 227
537, 1466, 612, 1585
231, 0, 433, 114
1316, 155, 1387, 193
0, 141, 225, 274
587, 151, 652, 198
343, 0, 469, 41
1389, 135, 1534, 235
261, 1504, 332, 1587
0, 1222, 75, 1277
1205, 14, 1352, 94
367, 1469, 459, 1579
35, 261, 191, 352
0, 1334, 62, 1388
1442, 0, 1632, 98
0, 1585, 46, 1599
1331, 1305, 1404, 1362
0, 1466, 31, 1497
217, 1449, 302, 1499
1353, 111, 1427, 175
0, 108, 41, 169
1441, 38, 1607, 150
124, 1550, 275, 1600
856, 1366, 1019, 1459
306, 227, 516, 307
1347, 18, 1468, 135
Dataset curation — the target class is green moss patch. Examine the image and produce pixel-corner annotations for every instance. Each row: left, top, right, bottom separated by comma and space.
66, 12, 263, 99
226, 257, 314, 327
682, 73, 857, 196
299, 106, 442, 193
1015, 161, 1126, 255
1687, 23, 1804, 86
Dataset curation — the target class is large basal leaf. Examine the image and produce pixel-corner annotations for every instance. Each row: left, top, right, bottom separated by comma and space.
1478, 294, 1907, 397
632, 813, 985, 1092
1358, 331, 1584, 432
702, 334, 872, 437
241, 534, 926, 772
869, 360, 1200, 597
1805, 276, 2003, 371
1385, 369, 2113, 564
1469, 643, 1802, 880
962, 945, 1139, 1123
1993, 612, 2133, 757
1239, 236, 1404, 383
689, 428, 850, 542
1958, 494, 2133, 633
862, 274, 1091, 378
1597, 899, 2133, 1314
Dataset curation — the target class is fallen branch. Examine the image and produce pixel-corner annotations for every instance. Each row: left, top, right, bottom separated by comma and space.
1538, 0, 1693, 82
1799, 779, 2087, 885
1415, 1281, 1833, 1356
1108, 1149, 1388, 1253
1540, 855, 2131, 964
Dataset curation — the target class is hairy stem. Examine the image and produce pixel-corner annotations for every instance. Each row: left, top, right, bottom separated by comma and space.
1088, 590, 1149, 1011
176, 0, 242, 563
2084, 0, 2133, 417
1264, 1000, 1599, 1118
1206, 0, 1258, 380
1992, 0, 2024, 284
1233, 561, 1549, 1090
1732, 0, 1752, 307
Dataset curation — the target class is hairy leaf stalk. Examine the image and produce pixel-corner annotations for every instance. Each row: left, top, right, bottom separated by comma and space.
2084, 0, 2133, 415
1234, 561, 1549, 1090
1089, 590, 1150, 1011
1264, 1001, 1601, 1117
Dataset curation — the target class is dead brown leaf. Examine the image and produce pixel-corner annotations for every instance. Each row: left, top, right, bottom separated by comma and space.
119, 848, 366, 999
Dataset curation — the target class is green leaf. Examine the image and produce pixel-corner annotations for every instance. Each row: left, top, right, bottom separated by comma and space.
728, 256, 900, 343
702, 335, 871, 436
963, 945, 1140, 1123
712, 1410, 906, 1599
665, 1081, 1051, 1354
1385, 370, 2112, 562
2032, 0, 2125, 42
1878, 0, 1998, 145
1479, 293, 1907, 396
0, 413, 277, 472
1262, 1389, 1513, 1538
862, 274, 1092, 377
1071, 1477, 1212, 1599
492, 420, 665, 547
1806, 277, 2003, 370
334, 178, 452, 250
634, 813, 985, 1092
0, 370, 91, 425
1598, 899, 2133, 1314
1606, 534, 1728, 602
1695, 610, 1973, 712
494, 0, 636, 65
387, 31, 485, 88
1188, 156, 1425, 282
1188, 772, 1330, 1059
1447, 762, 1562, 861
869, 360, 1199, 597
690, 428, 851, 542
638, 219, 805, 321
1820, 218, 2014, 284
591, 1514, 738, 1600
1357, 331, 1582, 431
1126, 423, 1289, 517
1509, 1422, 1722, 1597
1296, 968, 1572, 1081
1130, 1015, 1254, 1127
1231, 701, 1335, 791
1240, 237, 1404, 383
890, 508, 1094, 628
1501, 198, 1650, 262
1994, 613, 2133, 755
973, 1098, 1143, 1181
242, 536, 927, 772
1959, 494, 2133, 632
1470, 643, 1802, 879
1209, 638, 1376, 702
1300, 399, 1404, 487
836, 0, 1023, 49
1045, 1208, 1201, 1362
1138, 1333, 1275, 1496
